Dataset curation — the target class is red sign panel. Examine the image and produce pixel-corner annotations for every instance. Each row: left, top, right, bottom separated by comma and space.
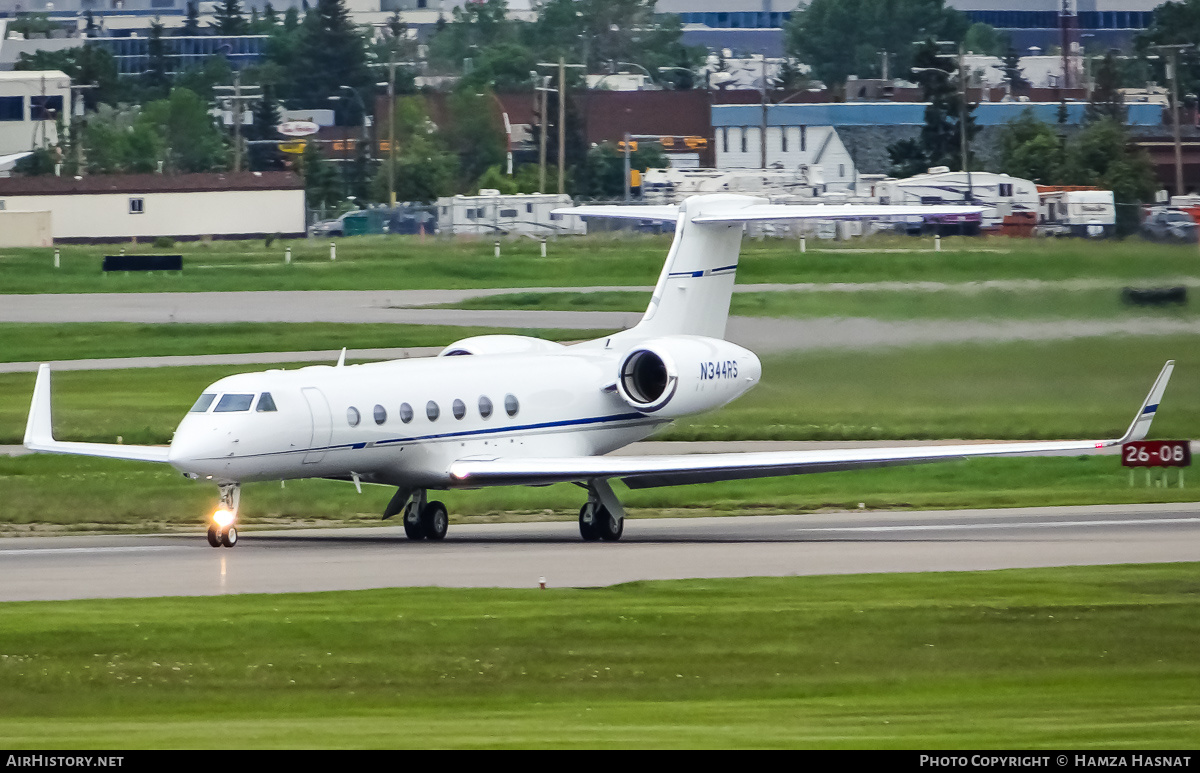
1121, 440, 1192, 468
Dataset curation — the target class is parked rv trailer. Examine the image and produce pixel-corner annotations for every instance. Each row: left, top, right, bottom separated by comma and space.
876, 168, 1039, 229
641, 167, 826, 204
435, 192, 584, 236
1037, 189, 1116, 237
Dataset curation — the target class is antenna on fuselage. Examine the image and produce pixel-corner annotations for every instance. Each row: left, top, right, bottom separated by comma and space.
336, 347, 347, 368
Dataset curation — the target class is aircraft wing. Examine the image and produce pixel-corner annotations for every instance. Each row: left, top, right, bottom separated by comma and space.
448, 361, 1174, 490
23, 364, 172, 463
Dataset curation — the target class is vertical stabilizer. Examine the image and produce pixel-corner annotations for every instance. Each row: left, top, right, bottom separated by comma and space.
629, 194, 765, 340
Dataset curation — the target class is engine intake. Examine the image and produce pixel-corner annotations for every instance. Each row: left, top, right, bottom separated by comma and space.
619, 349, 677, 411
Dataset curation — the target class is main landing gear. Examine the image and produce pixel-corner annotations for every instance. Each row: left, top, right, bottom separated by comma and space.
578, 479, 625, 542
384, 488, 449, 541
206, 483, 240, 548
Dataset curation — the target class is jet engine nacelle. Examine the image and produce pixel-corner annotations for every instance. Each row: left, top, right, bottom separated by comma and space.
614, 336, 761, 418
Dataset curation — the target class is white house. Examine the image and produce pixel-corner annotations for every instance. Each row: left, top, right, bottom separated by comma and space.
711, 104, 859, 192
0, 171, 307, 242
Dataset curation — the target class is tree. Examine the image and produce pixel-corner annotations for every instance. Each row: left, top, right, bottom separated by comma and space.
887, 138, 930, 178
785, 0, 967, 88
247, 85, 285, 171
911, 40, 978, 172
1138, 0, 1200, 97
1086, 52, 1126, 124
15, 46, 120, 110
179, 2, 201, 37
963, 22, 1008, 56
572, 141, 668, 199
301, 142, 343, 212
144, 17, 172, 99
997, 109, 1064, 183
211, 0, 248, 36
1000, 47, 1030, 93
290, 0, 372, 113
1062, 119, 1157, 235
444, 88, 509, 188
13, 148, 58, 177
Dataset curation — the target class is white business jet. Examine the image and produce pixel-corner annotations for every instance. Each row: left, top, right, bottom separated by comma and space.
23, 194, 1174, 547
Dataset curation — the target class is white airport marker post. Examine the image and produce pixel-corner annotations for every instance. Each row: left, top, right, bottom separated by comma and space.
540, 238, 547, 258
934, 233, 942, 252
285, 246, 292, 264
494, 240, 501, 258
53, 248, 60, 268
329, 242, 336, 261
799, 235, 806, 253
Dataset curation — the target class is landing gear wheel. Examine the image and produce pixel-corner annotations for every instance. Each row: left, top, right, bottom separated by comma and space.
421, 501, 448, 540
597, 507, 623, 541
220, 526, 238, 548
579, 503, 600, 541
206, 527, 221, 548
403, 511, 425, 540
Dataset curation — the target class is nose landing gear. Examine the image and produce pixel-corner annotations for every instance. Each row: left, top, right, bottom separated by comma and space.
206, 483, 240, 548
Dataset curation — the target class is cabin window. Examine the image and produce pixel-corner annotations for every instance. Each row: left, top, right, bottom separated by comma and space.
129, 197, 145, 214
215, 394, 254, 412
190, 393, 216, 413
255, 393, 277, 412
999, 183, 1013, 197
452, 399, 466, 420
504, 393, 519, 417
478, 395, 493, 419
780, 127, 787, 153
799, 126, 806, 152
500, 209, 518, 218
374, 404, 387, 425
399, 402, 413, 423
0, 97, 22, 122
426, 401, 440, 421
347, 407, 361, 427
740, 128, 747, 153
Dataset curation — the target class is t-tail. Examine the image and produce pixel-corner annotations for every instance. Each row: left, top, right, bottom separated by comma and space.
555, 194, 987, 342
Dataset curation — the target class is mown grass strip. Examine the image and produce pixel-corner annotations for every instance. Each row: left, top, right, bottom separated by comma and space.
0, 565, 1197, 748
3, 233, 1200, 294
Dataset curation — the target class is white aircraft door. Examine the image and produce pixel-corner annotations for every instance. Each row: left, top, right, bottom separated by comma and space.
301, 387, 333, 464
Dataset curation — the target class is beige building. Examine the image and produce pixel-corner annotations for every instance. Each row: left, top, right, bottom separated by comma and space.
0, 171, 306, 242
0, 70, 70, 160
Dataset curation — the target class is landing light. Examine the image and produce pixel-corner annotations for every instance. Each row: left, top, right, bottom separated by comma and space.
212, 508, 235, 528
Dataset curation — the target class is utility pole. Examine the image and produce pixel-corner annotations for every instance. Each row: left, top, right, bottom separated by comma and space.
760, 55, 768, 169
558, 57, 566, 194
1156, 44, 1193, 196
387, 52, 396, 206
214, 72, 262, 173
958, 43, 973, 203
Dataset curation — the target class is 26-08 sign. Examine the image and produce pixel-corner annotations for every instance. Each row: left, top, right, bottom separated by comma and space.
1121, 440, 1192, 467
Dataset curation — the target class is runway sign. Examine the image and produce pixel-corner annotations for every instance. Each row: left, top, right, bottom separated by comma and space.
1121, 440, 1191, 467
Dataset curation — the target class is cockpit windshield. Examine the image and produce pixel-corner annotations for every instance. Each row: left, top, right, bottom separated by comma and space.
256, 393, 278, 412
215, 394, 255, 412
190, 393, 216, 413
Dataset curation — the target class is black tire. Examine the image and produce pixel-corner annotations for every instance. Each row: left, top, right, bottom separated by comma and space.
597, 508, 623, 542
403, 510, 425, 540
579, 504, 600, 541
220, 526, 238, 548
206, 527, 221, 548
421, 501, 449, 540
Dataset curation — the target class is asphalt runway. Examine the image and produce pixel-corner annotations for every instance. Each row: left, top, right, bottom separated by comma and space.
1, 503, 1197, 602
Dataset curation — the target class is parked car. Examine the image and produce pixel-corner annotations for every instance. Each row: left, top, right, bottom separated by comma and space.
1141, 208, 1199, 242
308, 212, 354, 237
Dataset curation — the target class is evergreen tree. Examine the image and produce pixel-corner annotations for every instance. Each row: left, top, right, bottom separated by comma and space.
144, 17, 172, 98
1086, 52, 1126, 124
84, 10, 98, 37
180, 2, 201, 36
263, 3, 279, 27
291, 0, 371, 112
211, 0, 248, 36
1001, 47, 1030, 93
248, 84, 285, 171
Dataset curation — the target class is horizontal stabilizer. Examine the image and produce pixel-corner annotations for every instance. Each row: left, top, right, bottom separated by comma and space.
553, 199, 985, 224
24, 364, 171, 463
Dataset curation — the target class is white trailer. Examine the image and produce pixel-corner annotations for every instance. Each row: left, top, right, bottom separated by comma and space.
640, 167, 825, 205
435, 192, 584, 236
876, 168, 1040, 228
1037, 189, 1116, 237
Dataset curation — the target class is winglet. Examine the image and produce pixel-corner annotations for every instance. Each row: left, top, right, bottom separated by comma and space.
23, 363, 54, 448
1117, 360, 1175, 444
23, 363, 171, 463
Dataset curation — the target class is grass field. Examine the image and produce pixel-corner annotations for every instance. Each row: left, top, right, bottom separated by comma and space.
0, 565, 1197, 748
450, 287, 1200, 320
0, 322, 601, 364
2, 232, 1200, 294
